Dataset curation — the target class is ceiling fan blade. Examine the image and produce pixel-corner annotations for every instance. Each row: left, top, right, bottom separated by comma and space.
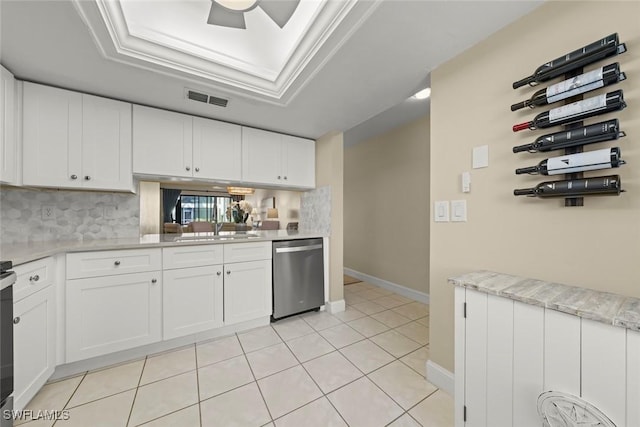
207, 1, 247, 29
258, 0, 300, 28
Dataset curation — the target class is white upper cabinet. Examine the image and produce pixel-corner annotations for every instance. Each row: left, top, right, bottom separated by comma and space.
81, 94, 132, 190
133, 105, 242, 182
132, 105, 193, 178
242, 127, 315, 188
22, 82, 133, 191
192, 117, 241, 181
0, 65, 17, 184
282, 134, 315, 188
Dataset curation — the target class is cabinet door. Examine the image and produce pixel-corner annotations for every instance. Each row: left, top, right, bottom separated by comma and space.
82, 94, 132, 191
23, 82, 82, 188
132, 105, 193, 178
13, 286, 56, 411
66, 271, 161, 362
241, 127, 281, 185
163, 265, 224, 339
224, 260, 272, 325
282, 135, 315, 188
0, 65, 16, 184
193, 117, 241, 181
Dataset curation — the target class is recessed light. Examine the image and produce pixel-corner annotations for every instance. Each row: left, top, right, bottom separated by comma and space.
413, 87, 431, 100
215, 0, 259, 12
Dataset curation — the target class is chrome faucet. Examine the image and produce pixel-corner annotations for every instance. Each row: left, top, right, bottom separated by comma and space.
214, 222, 224, 235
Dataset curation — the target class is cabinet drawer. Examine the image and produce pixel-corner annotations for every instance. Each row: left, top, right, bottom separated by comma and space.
163, 245, 224, 270
13, 257, 55, 302
224, 242, 271, 263
67, 248, 161, 279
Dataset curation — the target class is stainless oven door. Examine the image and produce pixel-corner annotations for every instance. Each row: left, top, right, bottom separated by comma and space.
0, 284, 13, 409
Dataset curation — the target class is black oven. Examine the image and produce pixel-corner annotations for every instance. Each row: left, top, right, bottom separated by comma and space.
1, 264, 16, 424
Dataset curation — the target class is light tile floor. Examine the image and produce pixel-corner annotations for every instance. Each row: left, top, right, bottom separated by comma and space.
16, 280, 453, 427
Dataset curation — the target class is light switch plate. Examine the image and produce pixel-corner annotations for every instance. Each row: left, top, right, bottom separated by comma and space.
472, 145, 489, 169
451, 200, 467, 222
434, 201, 450, 222
462, 171, 471, 193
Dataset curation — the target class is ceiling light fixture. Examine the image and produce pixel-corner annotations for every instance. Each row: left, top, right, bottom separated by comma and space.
227, 186, 255, 195
413, 87, 431, 100
208, 0, 300, 30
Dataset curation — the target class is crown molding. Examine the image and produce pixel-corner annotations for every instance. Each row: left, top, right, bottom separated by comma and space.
72, 0, 381, 106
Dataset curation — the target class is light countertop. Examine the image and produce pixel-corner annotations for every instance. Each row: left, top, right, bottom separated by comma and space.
450, 270, 640, 332
1, 230, 327, 266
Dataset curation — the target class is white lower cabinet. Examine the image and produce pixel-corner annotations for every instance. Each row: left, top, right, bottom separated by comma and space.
13, 285, 56, 411
163, 265, 224, 340
66, 271, 161, 362
224, 260, 272, 325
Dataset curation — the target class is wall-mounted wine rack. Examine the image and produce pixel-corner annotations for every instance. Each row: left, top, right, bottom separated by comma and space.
511, 33, 628, 205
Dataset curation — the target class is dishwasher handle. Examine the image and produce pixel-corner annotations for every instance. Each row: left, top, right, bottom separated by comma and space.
275, 244, 323, 254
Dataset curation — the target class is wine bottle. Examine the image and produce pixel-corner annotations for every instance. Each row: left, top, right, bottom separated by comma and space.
514, 175, 622, 197
515, 147, 624, 175
513, 33, 626, 89
512, 90, 625, 132
512, 119, 623, 153
511, 63, 625, 111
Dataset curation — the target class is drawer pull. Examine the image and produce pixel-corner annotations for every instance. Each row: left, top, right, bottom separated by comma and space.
13, 317, 20, 325
29, 274, 40, 282
217, 271, 222, 276
226, 270, 231, 275
114, 261, 121, 266
151, 278, 157, 284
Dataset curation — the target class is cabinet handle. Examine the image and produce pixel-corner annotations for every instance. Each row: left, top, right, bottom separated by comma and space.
216, 271, 222, 276
186, 166, 191, 171
114, 261, 121, 266
284, 176, 288, 180
70, 174, 78, 180
226, 270, 231, 275
29, 274, 40, 282
277, 176, 281, 180
13, 317, 20, 325
195, 167, 200, 172
151, 278, 157, 284
85, 175, 91, 181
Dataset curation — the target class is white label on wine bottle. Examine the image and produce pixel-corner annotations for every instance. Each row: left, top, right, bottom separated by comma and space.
547, 148, 612, 175
548, 94, 607, 123
546, 68, 604, 103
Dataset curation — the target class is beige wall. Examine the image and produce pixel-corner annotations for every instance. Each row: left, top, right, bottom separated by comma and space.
139, 181, 160, 235
430, 1, 640, 373
345, 116, 430, 293
316, 132, 344, 302
245, 188, 301, 229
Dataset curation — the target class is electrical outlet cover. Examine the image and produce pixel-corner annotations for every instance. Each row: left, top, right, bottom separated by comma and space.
42, 205, 55, 221
451, 200, 467, 222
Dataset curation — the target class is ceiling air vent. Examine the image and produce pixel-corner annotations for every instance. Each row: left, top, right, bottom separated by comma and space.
185, 89, 229, 108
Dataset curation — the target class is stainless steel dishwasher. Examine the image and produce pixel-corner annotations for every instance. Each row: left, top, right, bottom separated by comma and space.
272, 238, 324, 320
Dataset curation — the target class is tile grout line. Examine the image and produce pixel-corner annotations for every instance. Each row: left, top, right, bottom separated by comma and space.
125, 355, 148, 427
49, 371, 88, 427
194, 344, 203, 427
237, 331, 276, 423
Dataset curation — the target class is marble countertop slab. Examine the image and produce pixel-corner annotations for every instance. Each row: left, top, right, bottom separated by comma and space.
1, 230, 327, 266
450, 270, 640, 332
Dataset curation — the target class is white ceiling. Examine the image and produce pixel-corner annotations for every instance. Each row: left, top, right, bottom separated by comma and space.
0, 1, 542, 140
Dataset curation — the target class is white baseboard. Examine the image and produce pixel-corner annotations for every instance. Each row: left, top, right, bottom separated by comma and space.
344, 268, 429, 304
51, 316, 270, 381
426, 360, 454, 396
326, 299, 346, 314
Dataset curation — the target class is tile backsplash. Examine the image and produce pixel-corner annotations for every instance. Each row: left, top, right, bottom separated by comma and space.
299, 185, 331, 234
0, 186, 140, 245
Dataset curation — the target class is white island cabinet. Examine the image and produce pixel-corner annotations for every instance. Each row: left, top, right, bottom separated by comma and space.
12, 257, 56, 411
22, 82, 133, 191
242, 127, 315, 188
65, 249, 162, 362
